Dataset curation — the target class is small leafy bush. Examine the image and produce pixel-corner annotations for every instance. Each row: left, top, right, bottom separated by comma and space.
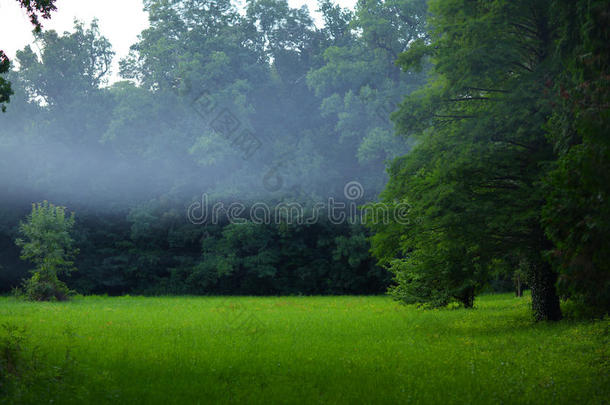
15, 201, 79, 301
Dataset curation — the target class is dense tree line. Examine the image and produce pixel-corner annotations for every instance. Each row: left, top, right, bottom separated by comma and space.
0, 0, 425, 295
1, 0, 606, 318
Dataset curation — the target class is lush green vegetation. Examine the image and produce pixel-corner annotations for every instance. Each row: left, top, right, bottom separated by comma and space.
2, 0, 608, 319
369, 0, 610, 319
14, 202, 78, 301
0, 0, 426, 297
0, 0, 58, 111
0, 2, 608, 402
1, 294, 608, 404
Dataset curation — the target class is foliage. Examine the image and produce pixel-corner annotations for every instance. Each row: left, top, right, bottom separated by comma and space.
0, 0, 606, 314
0, 0, 417, 296
368, 0, 610, 317
0, 0, 58, 111
0, 52, 12, 113
15, 201, 78, 301
307, 0, 427, 193
370, 0, 578, 319
66, 203, 389, 296
542, 0, 610, 313
15, 0, 58, 32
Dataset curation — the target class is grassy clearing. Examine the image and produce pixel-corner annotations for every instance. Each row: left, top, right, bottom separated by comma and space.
0, 293, 608, 404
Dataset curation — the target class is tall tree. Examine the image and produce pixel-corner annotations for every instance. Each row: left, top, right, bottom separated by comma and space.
374, 0, 564, 318
543, 0, 610, 313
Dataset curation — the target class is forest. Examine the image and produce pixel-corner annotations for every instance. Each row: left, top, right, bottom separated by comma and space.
1, 0, 605, 316
1, 0, 426, 297
0, 0, 608, 403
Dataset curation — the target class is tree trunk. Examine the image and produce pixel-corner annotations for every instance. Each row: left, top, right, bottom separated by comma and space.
529, 261, 562, 321
459, 286, 475, 308
515, 274, 522, 297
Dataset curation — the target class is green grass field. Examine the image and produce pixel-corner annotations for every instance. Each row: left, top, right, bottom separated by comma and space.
1, 293, 608, 404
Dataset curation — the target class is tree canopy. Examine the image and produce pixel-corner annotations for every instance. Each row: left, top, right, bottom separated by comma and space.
0, 0, 607, 317
369, 0, 609, 318
0, 0, 57, 111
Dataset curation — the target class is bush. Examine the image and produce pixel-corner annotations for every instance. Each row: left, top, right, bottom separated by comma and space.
18, 273, 71, 301
14, 201, 79, 301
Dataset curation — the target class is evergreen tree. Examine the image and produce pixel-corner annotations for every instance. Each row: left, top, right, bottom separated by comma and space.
374, 0, 563, 318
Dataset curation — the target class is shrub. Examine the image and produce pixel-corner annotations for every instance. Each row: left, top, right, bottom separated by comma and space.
15, 201, 79, 301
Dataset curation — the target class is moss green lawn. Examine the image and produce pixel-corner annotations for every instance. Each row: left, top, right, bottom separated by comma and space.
0, 293, 608, 404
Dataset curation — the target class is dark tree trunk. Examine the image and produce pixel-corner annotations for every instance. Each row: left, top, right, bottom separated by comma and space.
515, 274, 522, 297
458, 286, 475, 308
529, 261, 562, 321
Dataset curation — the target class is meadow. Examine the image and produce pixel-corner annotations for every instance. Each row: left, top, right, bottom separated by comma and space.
0, 293, 608, 404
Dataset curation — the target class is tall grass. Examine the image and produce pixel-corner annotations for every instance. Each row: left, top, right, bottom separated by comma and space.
1, 293, 608, 404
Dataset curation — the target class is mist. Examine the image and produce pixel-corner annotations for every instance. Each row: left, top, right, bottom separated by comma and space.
1, 0, 608, 402
0, 0, 425, 293
0, 5, 421, 211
